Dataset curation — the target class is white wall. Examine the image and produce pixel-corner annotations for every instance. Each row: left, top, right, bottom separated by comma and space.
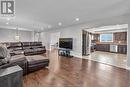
40, 32, 51, 50
41, 26, 83, 58
0, 28, 34, 42
50, 32, 60, 46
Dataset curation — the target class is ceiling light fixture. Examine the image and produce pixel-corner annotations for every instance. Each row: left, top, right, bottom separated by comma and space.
58, 22, 62, 26
48, 25, 52, 28
7, 18, 10, 21
75, 18, 79, 21
6, 22, 9, 25
41, 27, 43, 30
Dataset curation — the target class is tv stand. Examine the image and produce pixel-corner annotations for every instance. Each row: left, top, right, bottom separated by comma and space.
58, 48, 73, 57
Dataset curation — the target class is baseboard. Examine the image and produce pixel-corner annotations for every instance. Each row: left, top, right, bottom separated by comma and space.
72, 54, 82, 58
70, 51, 82, 58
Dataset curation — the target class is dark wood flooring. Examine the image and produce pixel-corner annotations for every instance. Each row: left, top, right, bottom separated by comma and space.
23, 50, 130, 87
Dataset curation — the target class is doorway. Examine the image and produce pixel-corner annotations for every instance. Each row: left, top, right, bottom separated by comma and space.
82, 24, 128, 69
50, 32, 60, 50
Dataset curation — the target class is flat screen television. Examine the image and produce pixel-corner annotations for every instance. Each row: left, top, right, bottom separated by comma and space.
59, 38, 73, 49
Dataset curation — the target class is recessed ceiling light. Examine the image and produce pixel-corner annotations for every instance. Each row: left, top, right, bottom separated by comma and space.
75, 18, 79, 21
58, 22, 62, 26
41, 27, 44, 29
7, 18, 10, 21
6, 22, 9, 25
48, 25, 52, 28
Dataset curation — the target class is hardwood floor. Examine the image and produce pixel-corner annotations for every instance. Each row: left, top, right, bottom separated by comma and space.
23, 50, 130, 87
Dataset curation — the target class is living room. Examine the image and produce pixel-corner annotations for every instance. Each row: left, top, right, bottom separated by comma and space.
0, 0, 130, 87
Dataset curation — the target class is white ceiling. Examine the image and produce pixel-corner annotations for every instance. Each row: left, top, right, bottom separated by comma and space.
85, 24, 128, 33
0, 0, 129, 31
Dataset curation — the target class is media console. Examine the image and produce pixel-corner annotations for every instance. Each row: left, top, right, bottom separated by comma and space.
58, 48, 73, 57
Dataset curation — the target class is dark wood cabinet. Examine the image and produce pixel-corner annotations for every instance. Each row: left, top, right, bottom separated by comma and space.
118, 45, 127, 54
95, 44, 127, 54
93, 34, 100, 41
114, 33, 119, 40
92, 32, 127, 54
96, 44, 110, 52
114, 32, 127, 41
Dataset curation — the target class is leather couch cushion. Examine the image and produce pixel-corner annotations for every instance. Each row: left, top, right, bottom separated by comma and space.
26, 55, 49, 65
12, 50, 24, 55
13, 47, 23, 51
24, 49, 34, 53
33, 48, 45, 51
10, 55, 26, 63
23, 46, 31, 50
31, 46, 44, 49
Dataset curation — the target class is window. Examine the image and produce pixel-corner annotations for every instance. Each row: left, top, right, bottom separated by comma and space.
100, 34, 113, 42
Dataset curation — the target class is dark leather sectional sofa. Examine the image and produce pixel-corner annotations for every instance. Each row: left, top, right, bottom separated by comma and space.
0, 42, 49, 75
4, 42, 46, 56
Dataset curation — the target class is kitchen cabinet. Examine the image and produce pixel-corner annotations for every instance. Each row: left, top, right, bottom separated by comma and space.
93, 34, 100, 41
114, 32, 127, 41
118, 45, 127, 54
95, 44, 127, 54
96, 44, 110, 52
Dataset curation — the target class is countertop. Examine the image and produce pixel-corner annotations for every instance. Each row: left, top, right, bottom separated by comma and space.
96, 42, 127, 45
